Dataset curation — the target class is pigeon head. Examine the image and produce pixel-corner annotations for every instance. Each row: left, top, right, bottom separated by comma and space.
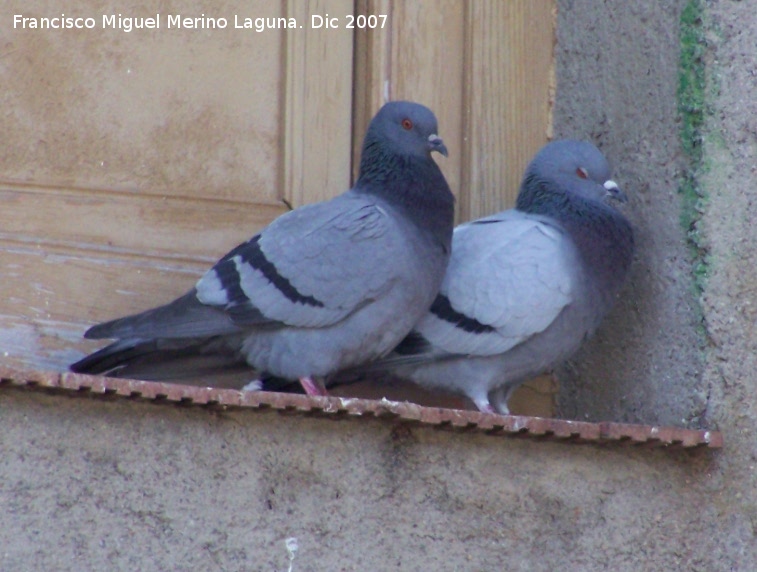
355, 100, 455, 251
517, 139, 635, 301
359, 101, 448, 177
517, 140, 629, 213
368, 101, 448, 158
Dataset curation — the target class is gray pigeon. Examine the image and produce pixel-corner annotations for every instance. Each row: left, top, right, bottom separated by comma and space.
70, 101, 455, 395
334, 140, 634, 414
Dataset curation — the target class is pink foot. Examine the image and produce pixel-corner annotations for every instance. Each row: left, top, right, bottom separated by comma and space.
473, 396, 498, 414
299, 376, 329, 397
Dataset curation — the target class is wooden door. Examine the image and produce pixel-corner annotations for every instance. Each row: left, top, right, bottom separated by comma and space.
0, 0, 354, 369
0, 0, 555, 414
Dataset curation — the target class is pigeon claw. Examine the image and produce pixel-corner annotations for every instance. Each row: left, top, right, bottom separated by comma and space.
299, 376, 329, 397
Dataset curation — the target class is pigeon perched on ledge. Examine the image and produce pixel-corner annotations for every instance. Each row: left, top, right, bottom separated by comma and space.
70, 101, 455, 395
334, 140, 634, 414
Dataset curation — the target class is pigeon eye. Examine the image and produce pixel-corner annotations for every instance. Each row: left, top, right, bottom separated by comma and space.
576, 167, 589, 179
401, 118, 413, 130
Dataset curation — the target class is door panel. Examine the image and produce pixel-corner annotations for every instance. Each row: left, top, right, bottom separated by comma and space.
0, 0, 354, 369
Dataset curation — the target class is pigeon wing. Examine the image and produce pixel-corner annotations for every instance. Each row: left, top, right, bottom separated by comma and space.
415, 212, 577, 357
195, 191, 402, 329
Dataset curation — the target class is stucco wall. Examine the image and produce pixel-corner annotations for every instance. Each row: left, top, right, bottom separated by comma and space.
552, 0, 706, 428
0, 389, 723, 571
2, 1, 756, 570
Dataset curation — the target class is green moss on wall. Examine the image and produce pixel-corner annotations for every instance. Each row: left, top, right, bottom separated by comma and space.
678, 0, 708, 298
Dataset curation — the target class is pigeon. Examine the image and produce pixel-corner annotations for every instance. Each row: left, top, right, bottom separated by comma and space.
70, 101, 455, 396
332, 140, 634, 414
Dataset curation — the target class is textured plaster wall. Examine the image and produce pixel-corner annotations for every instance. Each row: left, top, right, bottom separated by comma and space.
2, 1, 757, 570
552, 0, 706, 428
0, 390, 725, 571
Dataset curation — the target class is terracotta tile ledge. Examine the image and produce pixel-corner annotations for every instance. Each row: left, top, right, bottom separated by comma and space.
0, 366, 722, 450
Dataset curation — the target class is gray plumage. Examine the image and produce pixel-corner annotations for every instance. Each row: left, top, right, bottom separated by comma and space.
71, 101, 455, 391
338, 140, 634, 414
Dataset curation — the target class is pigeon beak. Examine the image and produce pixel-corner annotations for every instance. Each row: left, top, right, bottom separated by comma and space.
428, 134, 448, 157
603, 179, 628, 203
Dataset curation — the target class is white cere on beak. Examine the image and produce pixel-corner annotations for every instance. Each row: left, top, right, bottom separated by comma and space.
427, 134, 448, 157
603, 180, 619, 191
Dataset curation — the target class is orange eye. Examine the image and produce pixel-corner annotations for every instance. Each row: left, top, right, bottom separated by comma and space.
576, 167, 589, 179
401, 118, 413, 130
